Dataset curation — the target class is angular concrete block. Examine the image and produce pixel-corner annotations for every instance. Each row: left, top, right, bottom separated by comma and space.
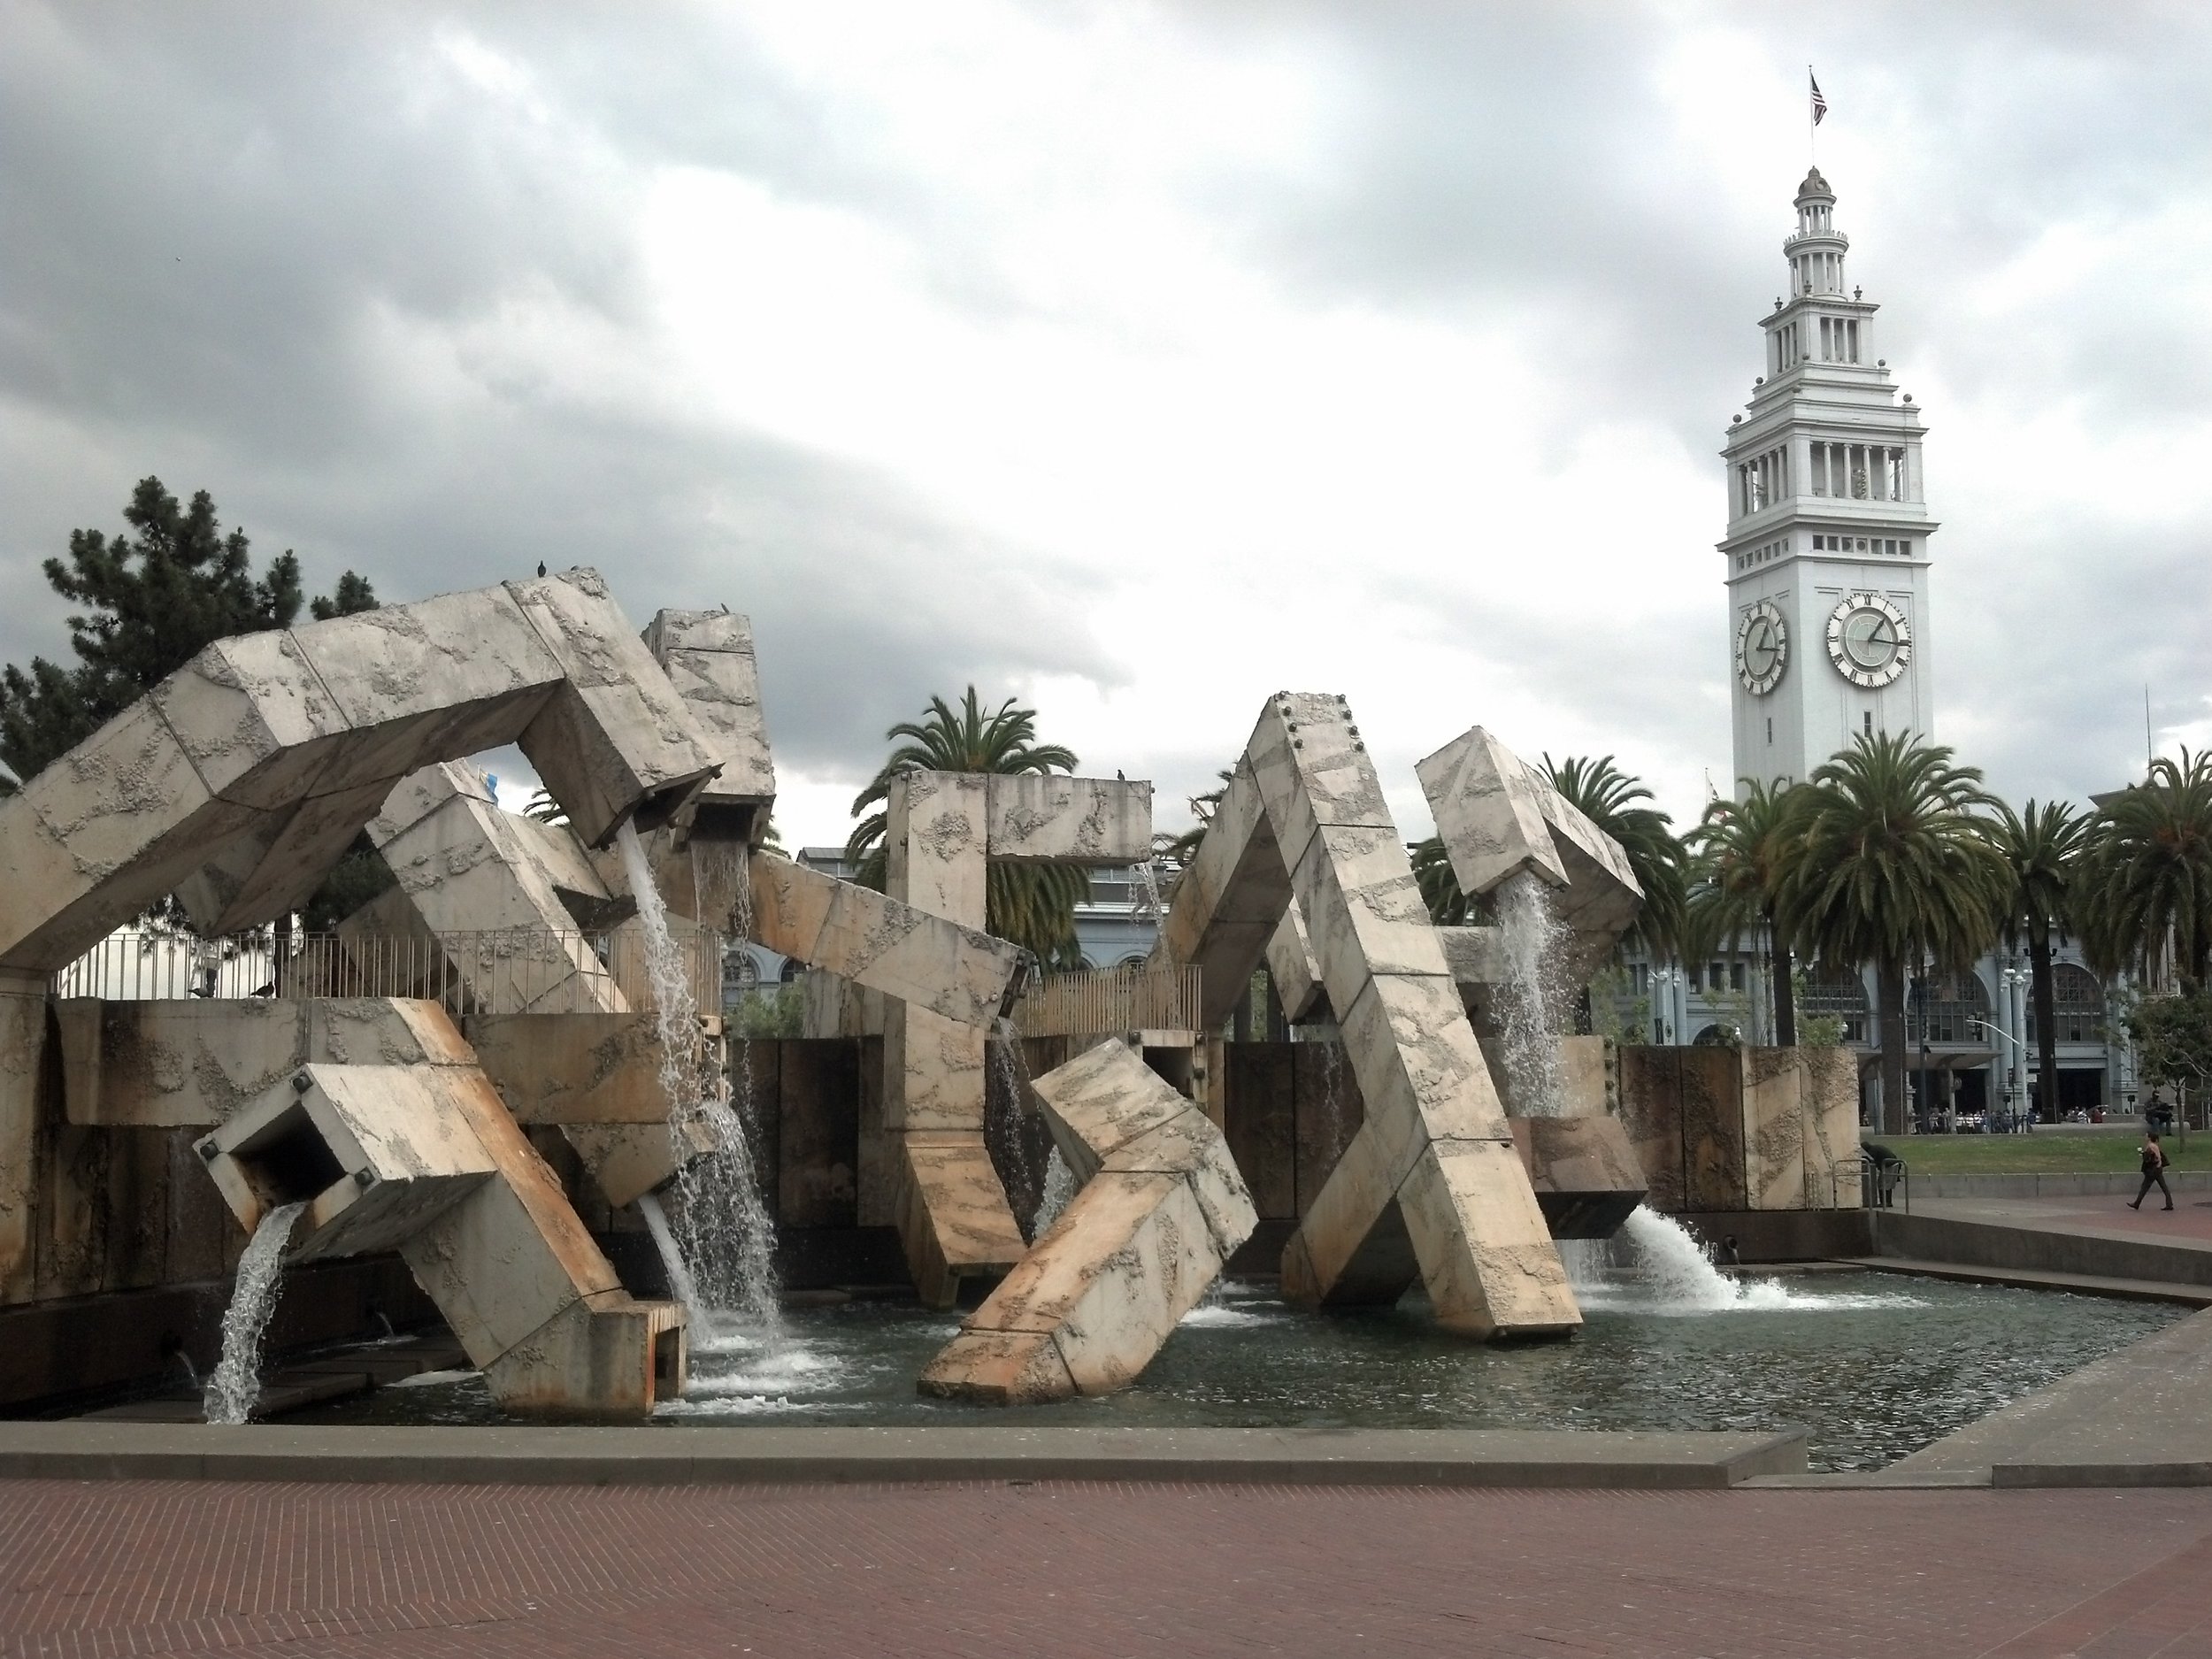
195, 1064, 501, 1260
1399, 1138, 1581, 1337
480, 1287, 687, 1417
913, 1328, 1075, 1406
1414, 725, 1567, 895
1509, 1115, 1647, 1239
150, 628, 352, 810
1292, 823, 1453, 1018
893, 1132, 1026, 1309
552, 1123, 702, 1210
985, 776, 1152, 864
1265, 902, 1326, 1024
1031, 1038, 1257, 1263
1279, 1121, 1420, 1309
462, 1011, 667, 1125
1335, 972, 1513, 1178
1, 698, 272, 971
1026, 1037, 1194, 1180
1246, 693, 1394, 876
887, 772, 989, 926
1417, 725, 1642, 983
507, 570, 720, 848
1155, 762, 1293, 1029
641, 608, 776, 810
749, 853, 1026, 1030
883, 1004, 989, 1133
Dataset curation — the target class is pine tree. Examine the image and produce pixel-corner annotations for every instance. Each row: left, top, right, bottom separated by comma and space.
0, 477, 377, 791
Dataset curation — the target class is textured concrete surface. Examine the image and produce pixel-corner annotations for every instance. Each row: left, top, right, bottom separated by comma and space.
920, 1041, 1257, 1403
3, 1475, 2211, 1657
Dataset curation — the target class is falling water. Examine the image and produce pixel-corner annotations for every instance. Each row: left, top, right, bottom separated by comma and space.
988, 1019, 1041, 1233
1494, 871, 1571, 1118
204, 1201, 305, 1425
1033, 1146, 1078, 1235
1567, 1205, 1799, 1313
1133, 857, 1165, 925
617, 822, 780, 1339
637, 1191, 703, 1325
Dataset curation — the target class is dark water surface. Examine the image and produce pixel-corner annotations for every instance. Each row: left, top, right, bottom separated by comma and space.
296, 1271, 2179, 1471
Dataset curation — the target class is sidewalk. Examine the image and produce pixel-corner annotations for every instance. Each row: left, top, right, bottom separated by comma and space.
4, 1477, 2210, 1656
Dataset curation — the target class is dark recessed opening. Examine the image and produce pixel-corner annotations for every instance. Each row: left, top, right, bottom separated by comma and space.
233, 1102, 347, 1206
652, 1327, 682, 1393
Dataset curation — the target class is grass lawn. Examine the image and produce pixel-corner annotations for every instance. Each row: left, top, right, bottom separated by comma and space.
1866, 1127, 2212, 1175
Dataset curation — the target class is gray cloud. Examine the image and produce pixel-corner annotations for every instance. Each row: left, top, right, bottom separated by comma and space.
3, 0, 2206, 841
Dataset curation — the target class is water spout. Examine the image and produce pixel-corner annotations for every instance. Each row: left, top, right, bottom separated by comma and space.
204, 1201, 305, 1425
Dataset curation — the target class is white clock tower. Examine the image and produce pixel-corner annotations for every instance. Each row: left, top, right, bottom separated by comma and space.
1722, 167, 1938, 790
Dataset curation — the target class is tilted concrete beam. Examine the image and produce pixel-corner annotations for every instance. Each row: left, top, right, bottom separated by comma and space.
875, 769, 1153, 1308
194, 1012, 686, 1418
1155, 693, 1578, 1340
0, 570, 719, 973
1415, 726, 1643, 983
918, 1040, 1256, 1404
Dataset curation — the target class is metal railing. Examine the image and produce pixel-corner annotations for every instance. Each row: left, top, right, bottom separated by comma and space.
1015, 962, 1202, 1038
50, 926, 726, 1019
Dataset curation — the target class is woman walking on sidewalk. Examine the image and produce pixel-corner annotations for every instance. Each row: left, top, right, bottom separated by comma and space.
2130, 1131, 2174, 1212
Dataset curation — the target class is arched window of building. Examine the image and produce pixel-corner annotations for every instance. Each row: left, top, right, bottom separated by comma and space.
779, 957, 803, 985
2027, 964, 2105, 1045
1116, 952, 1149, 971
1904, 971, 1992, 1046
1800, 971, 1869, 1044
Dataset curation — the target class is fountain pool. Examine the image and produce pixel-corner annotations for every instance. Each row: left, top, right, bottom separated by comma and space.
288, 1272, 2178, 1471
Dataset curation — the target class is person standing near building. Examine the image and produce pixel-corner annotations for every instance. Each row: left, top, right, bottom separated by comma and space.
2130, 1132, 2174, 1212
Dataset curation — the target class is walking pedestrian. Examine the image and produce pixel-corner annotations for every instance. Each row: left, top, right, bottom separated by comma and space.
2129, 1131, 2174, 1212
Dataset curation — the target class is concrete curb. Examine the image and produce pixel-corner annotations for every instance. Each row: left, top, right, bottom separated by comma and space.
1993, 1462, 2212, 1489
0, 1424, 1808, 1491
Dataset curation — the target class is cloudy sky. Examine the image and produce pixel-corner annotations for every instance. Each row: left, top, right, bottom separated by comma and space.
4, 2, 2208, 849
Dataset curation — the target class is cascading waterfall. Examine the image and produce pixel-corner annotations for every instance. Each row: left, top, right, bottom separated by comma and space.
1133, 857, 1165, 925
636, 1190, 703, 1325
204, 1201, 305, 1425
1494, 870, 1571, 1118
987, 1019, 1041, 1234
1032, 1146, 1077, 1235
617, 822, 780, 1341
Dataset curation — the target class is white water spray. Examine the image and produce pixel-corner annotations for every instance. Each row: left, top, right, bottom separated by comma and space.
637, 1191, 703, 1325
1494, 871, 1571, 1117
618, 821, 779, 1340
1033, 1146, 1077, 1235
204, 1201, 305, 1425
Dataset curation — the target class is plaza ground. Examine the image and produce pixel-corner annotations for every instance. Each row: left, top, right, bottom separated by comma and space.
4, 1476, 2209, 1656
1873, 1125, 2211, 1177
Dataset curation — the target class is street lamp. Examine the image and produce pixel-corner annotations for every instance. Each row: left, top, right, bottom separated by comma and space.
2000, 964, 2032, 1124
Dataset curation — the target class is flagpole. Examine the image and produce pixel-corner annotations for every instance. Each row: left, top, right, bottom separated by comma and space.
1809, 65, 1817, 164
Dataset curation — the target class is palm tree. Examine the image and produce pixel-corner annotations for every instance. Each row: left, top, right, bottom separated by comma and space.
1410, 835, 1479, 926
1778, 731, 2008, 1134
2077, 749, 2212, 991
1542, 754, 1691, 960
1991, 799, 2084, 1123
1687, 777, 1809, 1047
846, 687, 1086, 964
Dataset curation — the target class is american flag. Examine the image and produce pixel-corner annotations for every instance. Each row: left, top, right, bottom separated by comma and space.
1810, 72, 1828, 126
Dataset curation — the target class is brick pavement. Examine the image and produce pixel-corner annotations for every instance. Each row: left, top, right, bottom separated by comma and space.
4, 1480, 2211, 1657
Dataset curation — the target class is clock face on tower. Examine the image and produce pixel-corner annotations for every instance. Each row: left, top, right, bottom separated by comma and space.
1734, 600, 1788, 695
1825, 592, 1912, 687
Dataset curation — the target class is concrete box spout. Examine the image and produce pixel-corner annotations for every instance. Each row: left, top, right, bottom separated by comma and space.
196, 1065, 500, 1262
